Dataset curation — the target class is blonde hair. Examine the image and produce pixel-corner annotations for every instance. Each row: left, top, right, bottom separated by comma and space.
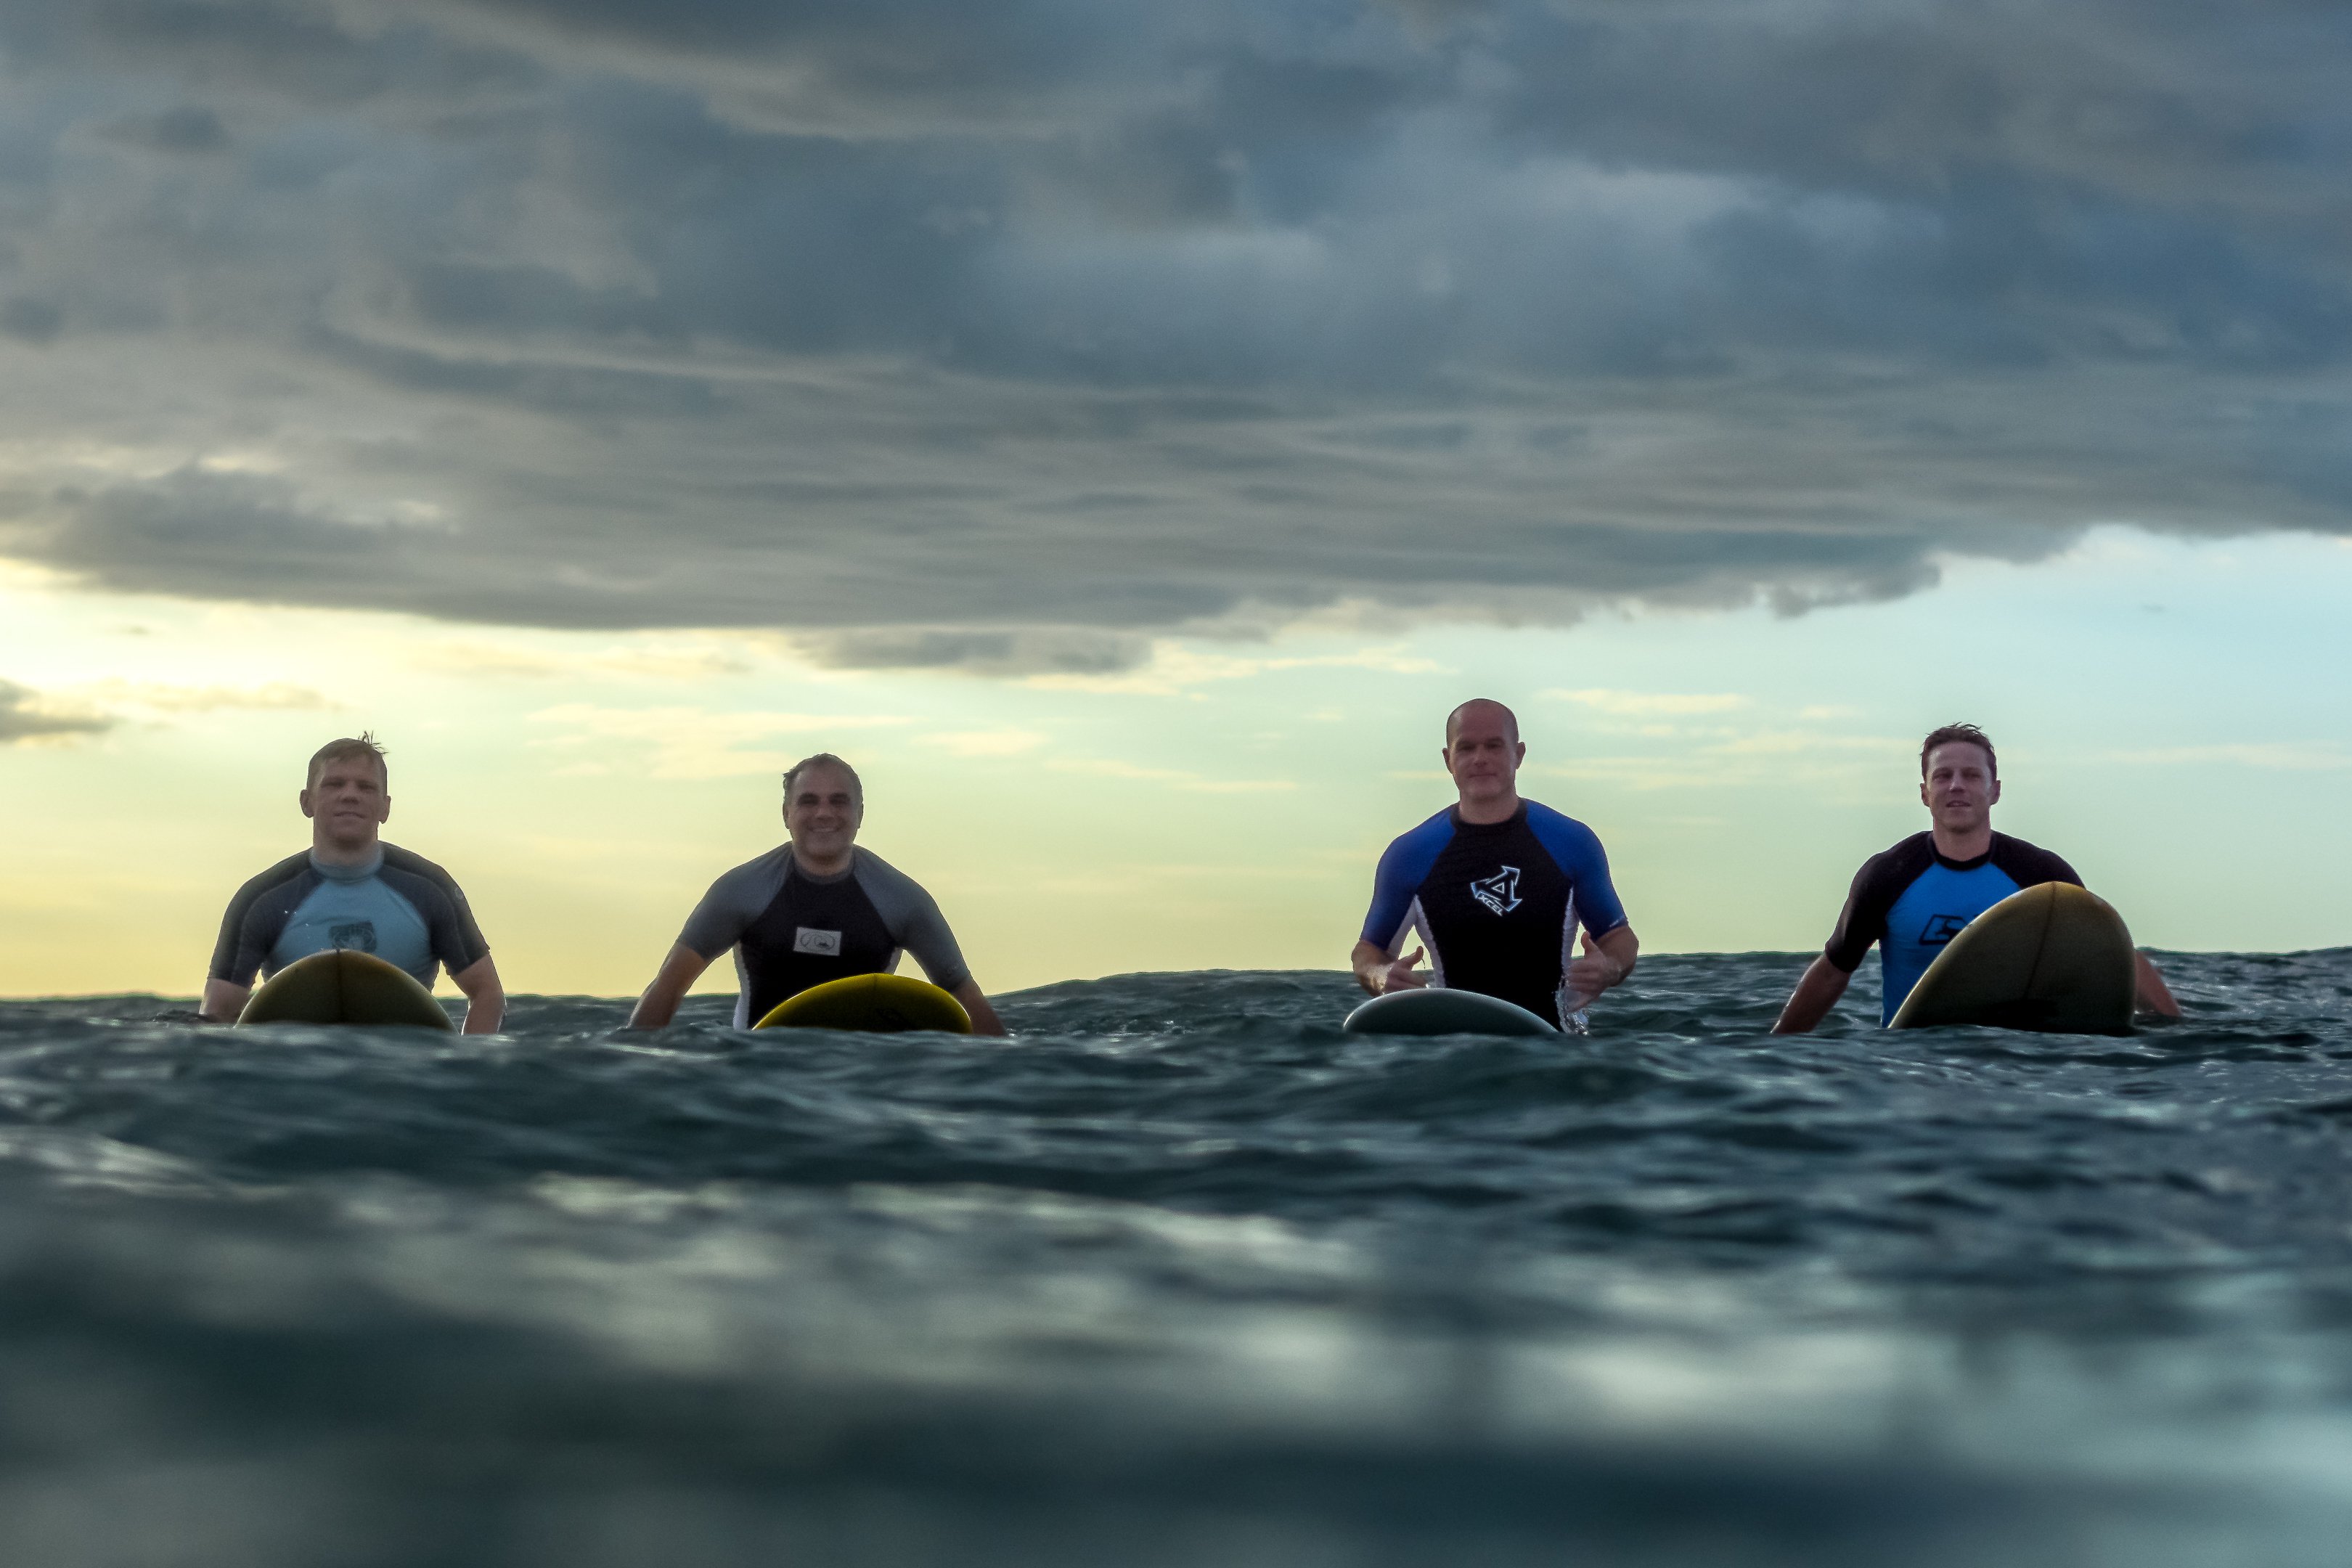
307, 732, 388, 789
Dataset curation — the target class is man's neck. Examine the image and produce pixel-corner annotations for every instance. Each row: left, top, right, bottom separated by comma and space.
1932, 823, 1993, 862
1455, 791, 1522, 827
793, 844, 854, 878
311, 833, 381, 869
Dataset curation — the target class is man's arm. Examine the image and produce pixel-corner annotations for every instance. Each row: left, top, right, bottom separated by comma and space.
1564, 924, 1638, 1003
627, 942, 715, 1029
1350, 938, 1426, 995
1772, 954, 1854, 1034
950, 979, 1009, 1037
198, 978, 250, 1024
2133, 950, 2181, 1018
449, 955, 504, 1034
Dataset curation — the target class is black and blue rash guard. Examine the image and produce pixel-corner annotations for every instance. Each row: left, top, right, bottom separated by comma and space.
678, 844, 973, 1029
1360, 802, 1629, 1029
1824, 831, 2083, 1024
210, 845, 491, 989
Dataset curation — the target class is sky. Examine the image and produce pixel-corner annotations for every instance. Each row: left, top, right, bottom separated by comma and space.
3, 1, 2350, 997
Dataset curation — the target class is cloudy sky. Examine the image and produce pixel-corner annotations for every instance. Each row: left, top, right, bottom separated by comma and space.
4, 0, 2350, 997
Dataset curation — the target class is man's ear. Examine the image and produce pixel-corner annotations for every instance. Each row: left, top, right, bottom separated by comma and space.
1988, 777, 2001, 806
298, 788, 317, 820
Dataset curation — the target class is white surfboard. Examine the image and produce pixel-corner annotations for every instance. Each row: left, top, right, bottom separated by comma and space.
1342, 987, 1562, 1037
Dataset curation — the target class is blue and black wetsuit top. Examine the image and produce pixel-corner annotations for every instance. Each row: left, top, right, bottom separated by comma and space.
1360, 801, 1629, 1029
210, 844, 491, 989
1824, 831, 2082, 1024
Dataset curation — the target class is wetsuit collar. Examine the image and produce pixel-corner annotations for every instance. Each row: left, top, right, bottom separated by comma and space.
310, 846, 384, 883
1931, 838, 1996, 873
785, 846, 857, 885
1451, 802, 1528, 832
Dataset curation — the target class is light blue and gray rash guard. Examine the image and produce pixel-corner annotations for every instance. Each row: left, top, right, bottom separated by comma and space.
209, 845, 490, 989
678, 845, 973, 1029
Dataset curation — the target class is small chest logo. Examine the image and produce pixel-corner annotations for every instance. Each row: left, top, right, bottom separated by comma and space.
329, 920, 378, 953
1920, 913, 1970, 946
1469, 865, 1523, 916
793, 927, 844, 957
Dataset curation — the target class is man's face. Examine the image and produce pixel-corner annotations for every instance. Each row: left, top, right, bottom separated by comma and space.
1443, 706, 1525, 807
301, 757, 390, 847
1920, 743, 2000, 835
785, 764, 863, 860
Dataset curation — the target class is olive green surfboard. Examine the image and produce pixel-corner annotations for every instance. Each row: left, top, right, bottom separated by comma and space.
237, 948, 457, 1031
1888, 881, 2138, 1035
754, 972, 972, 1034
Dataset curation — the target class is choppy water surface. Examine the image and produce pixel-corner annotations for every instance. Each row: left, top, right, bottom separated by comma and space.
7, 952, 2352, 1566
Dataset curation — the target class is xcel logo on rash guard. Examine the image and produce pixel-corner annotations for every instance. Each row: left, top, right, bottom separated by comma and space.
1470, 866, 1523, 916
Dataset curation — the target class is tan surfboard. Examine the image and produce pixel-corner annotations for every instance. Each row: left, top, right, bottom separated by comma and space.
754, 972, 972, 1034
237, 948, 457, 1031
1888, 881, 2137, 1034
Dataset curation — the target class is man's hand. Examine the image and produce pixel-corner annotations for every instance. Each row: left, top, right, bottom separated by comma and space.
1562, 925, 1639, 1009
1382, 946, 1429, 992
1350, 939, 1428, 996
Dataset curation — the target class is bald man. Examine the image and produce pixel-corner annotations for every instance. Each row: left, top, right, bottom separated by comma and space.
1351, 700, 1638, 1030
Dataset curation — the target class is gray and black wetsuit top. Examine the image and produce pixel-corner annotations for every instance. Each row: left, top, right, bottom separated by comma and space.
210, 845, 491, 989
678, 845, 973, 1029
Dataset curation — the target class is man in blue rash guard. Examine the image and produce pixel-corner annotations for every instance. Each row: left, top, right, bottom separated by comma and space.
199, 734, 505, 1032
626, 752, 1008, 1035
1772, 723, 2179, 1032
1350, 698, 1639, 1030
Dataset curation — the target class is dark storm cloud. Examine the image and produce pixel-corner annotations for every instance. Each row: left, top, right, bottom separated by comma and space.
1, 0, 2349, 662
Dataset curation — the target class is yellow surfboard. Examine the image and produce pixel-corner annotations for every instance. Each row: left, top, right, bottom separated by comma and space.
754, 973, 972, 1034
1888, 882, 2137, 1035
237, 948, 457, 1031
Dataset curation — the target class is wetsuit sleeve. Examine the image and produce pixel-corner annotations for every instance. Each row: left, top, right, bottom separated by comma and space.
853, 852, 974, 992
380, 848, 491, 974
1823, 835, 1935, 973
1360, 810, 1455, 951
1525, 805, 1628, 936
678, 849, 793, 962
1988, 836, 2084, 891
208, 853, 311, 984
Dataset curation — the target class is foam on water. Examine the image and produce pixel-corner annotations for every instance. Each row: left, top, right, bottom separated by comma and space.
4, 952, 2352, 1565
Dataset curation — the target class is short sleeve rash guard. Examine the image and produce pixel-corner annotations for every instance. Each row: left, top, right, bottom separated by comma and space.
1824, 831, 2082, 1023
1359, 801, 1628, 1029
677, 844, 973, 1029
209, 845, 490, 989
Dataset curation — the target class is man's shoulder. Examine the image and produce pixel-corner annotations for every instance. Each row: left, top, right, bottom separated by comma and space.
1381, 807, 1457, 857
1522, 800, 1603, 850
1855, 832, 1937, 887
695, 841, 785, 885
380, 843, 465, 894
1988, 833, 2082, 886
230, 851, 314, 902
849, 846, 934, 901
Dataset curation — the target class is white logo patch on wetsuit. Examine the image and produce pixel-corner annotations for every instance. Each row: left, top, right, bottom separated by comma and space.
1469, 865, 1523, 916
793, 927, 844, 956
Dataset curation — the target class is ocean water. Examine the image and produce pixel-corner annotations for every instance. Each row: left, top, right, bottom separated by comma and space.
5, 952, 2352, 1567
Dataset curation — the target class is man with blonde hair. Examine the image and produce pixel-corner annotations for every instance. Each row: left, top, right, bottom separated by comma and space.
200, 734, 504, 1032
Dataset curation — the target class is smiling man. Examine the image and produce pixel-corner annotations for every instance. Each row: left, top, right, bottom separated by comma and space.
200, 735, 503, 1032
626, 753, 1007, 1034
1351, 699, 1638, 1030
1773, 722, 2179, 1032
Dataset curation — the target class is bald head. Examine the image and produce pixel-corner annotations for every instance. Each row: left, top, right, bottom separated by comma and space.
1445, 698, 1520, 746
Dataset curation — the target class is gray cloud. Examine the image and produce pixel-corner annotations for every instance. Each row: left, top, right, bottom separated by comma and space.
0, 0, 2348, 662
0, 681, 111, 743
